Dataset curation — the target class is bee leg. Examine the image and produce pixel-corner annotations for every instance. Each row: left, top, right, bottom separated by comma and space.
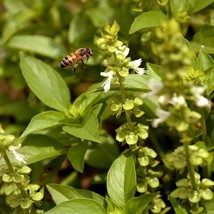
81, 59, 86, 69
73, 63, 78, 72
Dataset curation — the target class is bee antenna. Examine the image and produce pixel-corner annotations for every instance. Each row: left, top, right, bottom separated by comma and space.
92, 49, 100, 54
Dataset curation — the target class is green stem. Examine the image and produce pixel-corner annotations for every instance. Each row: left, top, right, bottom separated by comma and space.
114, 52, 133, 130
3, 150, 15, 173
183, 141, 197, 190
3, 150, 28, 198
119, 76, 132, 125
183, 140, 201, 211
200, 109, 207, 143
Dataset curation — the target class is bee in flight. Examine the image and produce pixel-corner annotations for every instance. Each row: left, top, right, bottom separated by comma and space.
60, 48, 93, 72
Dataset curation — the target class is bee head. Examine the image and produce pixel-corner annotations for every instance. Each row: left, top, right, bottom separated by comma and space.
85, 48, 93, 56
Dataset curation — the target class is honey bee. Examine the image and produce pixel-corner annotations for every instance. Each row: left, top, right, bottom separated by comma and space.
60, 48, 93, 71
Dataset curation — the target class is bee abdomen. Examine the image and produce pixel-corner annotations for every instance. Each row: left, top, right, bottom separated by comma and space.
60, 57, 71, 68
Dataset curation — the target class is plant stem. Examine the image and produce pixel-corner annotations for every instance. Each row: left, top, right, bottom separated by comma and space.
114, 53, 133, 130
3, 150, 28, 198
183, 141, 197, 190
3, 150, 15, 173
200, 109, 207, 143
